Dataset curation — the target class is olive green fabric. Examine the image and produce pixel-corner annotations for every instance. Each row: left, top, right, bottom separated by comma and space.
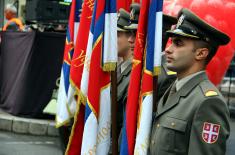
117, 8, 130, 32
117, 60, 132, 134
150, 72, 230, 155
124, 3, 140, 30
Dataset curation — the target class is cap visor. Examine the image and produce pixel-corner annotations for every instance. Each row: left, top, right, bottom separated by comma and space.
118, 27, 128, 32
124, 23, 138, 30
166, 29, 199, 39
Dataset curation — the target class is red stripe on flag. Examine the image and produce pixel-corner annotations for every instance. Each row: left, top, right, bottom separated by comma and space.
70, 0, 94, 96
125, 0, 150, 154
87, 35, 110, 117
66, 0, 94, 154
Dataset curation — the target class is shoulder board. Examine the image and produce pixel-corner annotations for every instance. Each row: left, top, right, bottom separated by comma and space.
205, 90, 218, 97
167, 71, 177, 75
200, 81, 219, 97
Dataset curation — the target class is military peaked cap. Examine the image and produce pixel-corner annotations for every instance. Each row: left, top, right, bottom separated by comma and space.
117, 8, 130, 32
124, 3, 140, 30
166, 8, 230, 46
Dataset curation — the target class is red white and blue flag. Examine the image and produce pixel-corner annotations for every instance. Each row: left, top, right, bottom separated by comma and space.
81, 0, 117, 154
65, 0, 95, 154
121, 0, 163, 154
134, 0, 163, 154
56, 0, 82, 127
120, 0, 149, 154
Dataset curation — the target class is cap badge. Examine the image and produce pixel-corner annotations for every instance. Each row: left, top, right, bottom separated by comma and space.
117, 12, 120, 20
176, 14, 185, 28
130, 9, 135, 20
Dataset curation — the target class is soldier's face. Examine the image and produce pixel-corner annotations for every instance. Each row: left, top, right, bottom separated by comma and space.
128, 30, 137, 52
118, 31, 131, 57
165, 37, 196, 73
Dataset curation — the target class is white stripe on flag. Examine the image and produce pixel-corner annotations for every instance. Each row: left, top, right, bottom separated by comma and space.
154, 11, 163, 68
103, 13, 117, 66
74, 22, 80, 44
96, 86, 111, 154
56, 69, 70, 127
81, 112, 98, 154
67, 86, 77, 115
80, 31, 94, 99
134, 95, 153, 154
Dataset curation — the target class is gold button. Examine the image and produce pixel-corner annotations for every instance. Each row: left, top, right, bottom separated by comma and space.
157, 124, 160, 128
171, 122, 175, 127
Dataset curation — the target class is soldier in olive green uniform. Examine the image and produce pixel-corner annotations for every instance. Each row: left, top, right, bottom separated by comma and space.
156, 15, 178, 103
150, 8, 230, 155
116, 8, 133, 135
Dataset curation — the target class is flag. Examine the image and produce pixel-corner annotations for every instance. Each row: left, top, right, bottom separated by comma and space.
134, 0, 163, 154
66, 0, 83, 120
81, 0, 117, 154
56, 0, 81, 127
65, 0, 95, 154
120, 0, 150, 154
117, 0, 132, 11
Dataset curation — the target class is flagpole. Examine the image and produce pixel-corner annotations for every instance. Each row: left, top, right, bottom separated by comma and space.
111, 69, 118, 155
153, 76, 158, 113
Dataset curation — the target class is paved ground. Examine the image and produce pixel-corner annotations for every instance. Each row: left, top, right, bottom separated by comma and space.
0, 131, 63, 155
0, 118, 234, 155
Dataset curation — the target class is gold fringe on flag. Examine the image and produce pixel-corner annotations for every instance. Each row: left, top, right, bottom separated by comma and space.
153, 66, 161, 76
102, 62, 117, 72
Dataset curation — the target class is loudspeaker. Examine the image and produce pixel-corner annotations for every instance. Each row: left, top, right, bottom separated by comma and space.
26, 0, 70, 22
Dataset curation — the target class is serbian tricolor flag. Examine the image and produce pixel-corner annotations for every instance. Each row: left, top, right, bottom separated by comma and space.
81, 0, 117, 154
134, 0, 163, 154
65, 0, 95, 154
120, 0, 149, 154
56, 0, 81, 127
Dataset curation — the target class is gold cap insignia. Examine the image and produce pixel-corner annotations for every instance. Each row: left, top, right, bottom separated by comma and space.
176, 14, 185, 28
130, 9, 135, 21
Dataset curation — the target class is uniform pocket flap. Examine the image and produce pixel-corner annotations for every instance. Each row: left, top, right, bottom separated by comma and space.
162, 116, 187, 132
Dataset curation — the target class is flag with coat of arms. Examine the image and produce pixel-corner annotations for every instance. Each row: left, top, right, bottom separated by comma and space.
56, 0, 82, 127
80, 0, 117, 154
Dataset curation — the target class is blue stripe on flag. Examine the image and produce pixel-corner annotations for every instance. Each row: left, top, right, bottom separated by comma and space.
92, 13, 105, 46
146, 0, 163, 72
62, 63, 72, 93
120, 114, 129, 155
66, 29, 72, 43
75, 0, 82, 22
84, 103, 92, 122
90, 0, 97, 33
105, 0, 116, 13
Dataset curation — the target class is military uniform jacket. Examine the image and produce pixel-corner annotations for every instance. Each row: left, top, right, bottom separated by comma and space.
117, 60, 132, 134
150, 72, 230, 155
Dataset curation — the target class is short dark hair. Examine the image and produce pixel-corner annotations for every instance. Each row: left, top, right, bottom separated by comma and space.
193, 40, 218, 64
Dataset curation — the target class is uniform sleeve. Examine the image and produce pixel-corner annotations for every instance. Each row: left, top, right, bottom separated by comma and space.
188, 97, 230, 155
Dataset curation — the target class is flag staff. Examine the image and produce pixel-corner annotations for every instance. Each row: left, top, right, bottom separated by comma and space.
153, 76, 158, 113
111, 69, 118, 155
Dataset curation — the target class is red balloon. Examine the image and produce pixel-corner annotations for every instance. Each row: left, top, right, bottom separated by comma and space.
163, 0, 235, 86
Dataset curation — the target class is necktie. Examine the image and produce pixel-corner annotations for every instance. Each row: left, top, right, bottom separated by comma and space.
163, 82, 176, 106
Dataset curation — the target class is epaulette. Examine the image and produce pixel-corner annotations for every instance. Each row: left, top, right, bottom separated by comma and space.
200, 81, 218, 97
205, 90, 218, 97
167, 71, 177, 75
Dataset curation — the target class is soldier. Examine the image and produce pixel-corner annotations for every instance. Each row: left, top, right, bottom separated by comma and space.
150, 8, 230, 155
156, 14, 178, 103
116, 8, 132, 136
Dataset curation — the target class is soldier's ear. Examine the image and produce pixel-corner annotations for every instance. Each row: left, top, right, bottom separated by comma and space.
195, 48, 209, 61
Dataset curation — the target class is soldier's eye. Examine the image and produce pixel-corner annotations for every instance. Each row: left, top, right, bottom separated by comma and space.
173, 39, 183, 47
